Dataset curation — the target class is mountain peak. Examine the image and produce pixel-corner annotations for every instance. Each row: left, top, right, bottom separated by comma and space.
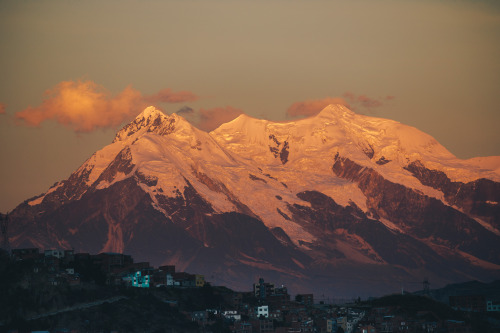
113, 107, 177, 143
315, 104, 355, 120
136, 106, 167, 121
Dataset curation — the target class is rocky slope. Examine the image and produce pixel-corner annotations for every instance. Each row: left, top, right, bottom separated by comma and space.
8, 105, 500, 297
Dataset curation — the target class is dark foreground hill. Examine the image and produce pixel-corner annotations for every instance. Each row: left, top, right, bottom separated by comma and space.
2, 251, 500, 333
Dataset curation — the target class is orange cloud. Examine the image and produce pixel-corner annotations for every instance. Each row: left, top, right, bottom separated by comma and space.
0, 103, 6, 114
197, 106, 243, 131
15, 80, 199, 132
286, 97, 349, 118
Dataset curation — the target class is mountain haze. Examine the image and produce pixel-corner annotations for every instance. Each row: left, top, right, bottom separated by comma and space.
8, 105, 500, 297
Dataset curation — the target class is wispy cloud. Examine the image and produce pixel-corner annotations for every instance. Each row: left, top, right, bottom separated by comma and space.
176, 106, 195, 116
287, 93, 395, 118
343, 92, 395, 111
197, 106, 243, 131
0, 103, 6, 115
144, 89, 198, 104
15, 80, 199, 132
286, 97, 349, 118
174, 105, 243, 131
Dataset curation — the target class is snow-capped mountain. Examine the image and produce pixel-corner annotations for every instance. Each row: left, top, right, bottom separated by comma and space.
8, 105, 500, 297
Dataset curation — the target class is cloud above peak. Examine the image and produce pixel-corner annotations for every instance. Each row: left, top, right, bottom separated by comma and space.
198, 106, 243, 131
287, 93, 395, 118
286, 97, 350, 118
144, 88, 198, 104
15, 80, 199, 132
179, 106, 244, 132
342, 92, 395, 110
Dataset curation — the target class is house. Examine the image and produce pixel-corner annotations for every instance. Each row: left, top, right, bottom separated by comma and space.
195, 274, 205, 287
173, 272, 196, 287
169, 272, 205, 287
130, 270, 150, 288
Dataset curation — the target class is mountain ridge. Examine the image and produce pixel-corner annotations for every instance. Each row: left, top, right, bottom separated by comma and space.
8, 104, 500, 297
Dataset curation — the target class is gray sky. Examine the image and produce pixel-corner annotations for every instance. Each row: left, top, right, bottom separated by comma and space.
1, 0, 500, 212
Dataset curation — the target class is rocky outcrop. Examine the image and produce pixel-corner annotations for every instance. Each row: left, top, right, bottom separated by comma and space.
405, 160, 500, 229
268, 134, 289, 165
332, 155, 500, 264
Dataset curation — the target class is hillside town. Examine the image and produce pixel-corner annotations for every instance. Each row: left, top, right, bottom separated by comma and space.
2, 248, 500, 332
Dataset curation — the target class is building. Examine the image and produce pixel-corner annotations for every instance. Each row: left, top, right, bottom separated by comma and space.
449, 295, 486, 312
158, 265, 175, 274
131, 270, 150, 288
223, 310, 241, 321
233, 321, 252, 333
166, 273, 174, 286
487, 300, 500, 312
297, 294, 314, 306
191, 311, 207, 323
258, 319, 274, 333
12, 248, 40, 260
195, 274, 205, 287
360, 325, 376, 333
256, 305, 269, 318
44, 249, 65, 258
254, 278, 275, 299
93, 252, 134, 274
326, 318, 337, 333
337, 317, 347, 332
173, 272, 196, 287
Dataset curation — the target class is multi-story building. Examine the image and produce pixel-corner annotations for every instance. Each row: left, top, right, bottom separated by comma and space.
254, 278, 275, 299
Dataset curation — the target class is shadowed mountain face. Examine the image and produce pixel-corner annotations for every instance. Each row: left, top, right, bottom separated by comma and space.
8, 105, 500, 297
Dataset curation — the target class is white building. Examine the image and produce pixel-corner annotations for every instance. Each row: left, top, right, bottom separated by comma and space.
256, 305, 269, 318
223, 310, 241, 321
166, 273, 174, 286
